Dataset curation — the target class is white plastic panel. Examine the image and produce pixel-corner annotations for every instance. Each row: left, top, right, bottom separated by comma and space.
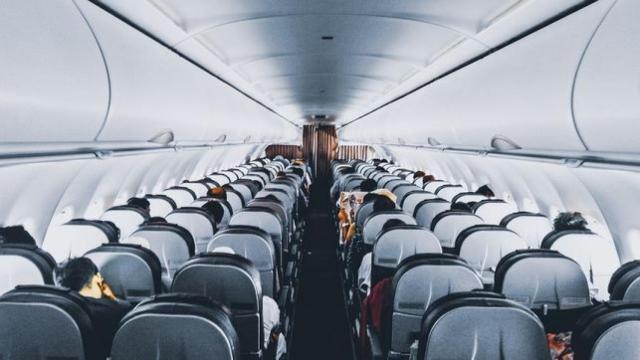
0, 255, 46, 295
573, 0, 640, 152
0, 0, 108, 142
339, 1, 615, 151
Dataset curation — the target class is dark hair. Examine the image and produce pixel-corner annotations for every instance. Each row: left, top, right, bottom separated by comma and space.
382, 219, 406, 231
362, 193, 380, 204
375, 166, 387, 173
276, 171, 287, 178
56, 257, 98, 291
201, 201, 224, 223
127, 197, 150, 211
0, 225, 36, 245
360, 179, 377, 192
476, 185, 495, 198
373, 196, 396, 212
451, 202, 473, 212
554, 212, 588, 231
340, 167, 356, 175
423, 175, 436, 182
414, 171, 426, 178
144, 217, 167, 225
290, 167, 304, 177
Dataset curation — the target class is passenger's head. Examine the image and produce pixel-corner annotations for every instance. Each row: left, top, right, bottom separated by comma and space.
382, 219, 406, 231
476, 185, 495, 198
208, 187, 227, 200
554, 212, 588, 231
201, 201, 224, 224
127, 197, 150, 211
276, 171, 287, 178
359, 179, 377, 192
423, 175, 436, 183
375, 166, 387, 173
414, 171, 426, 179
0, 225, 36, 245
339, 167, 356, 175
362, 193, 380, 204
373, 195, 396, 212
144, 217, 167, 225
290, 167, 304, 178
56, 257, 103, 299
451, 202, 473, 213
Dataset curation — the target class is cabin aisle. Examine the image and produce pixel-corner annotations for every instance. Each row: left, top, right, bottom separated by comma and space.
290, 181, 355, 360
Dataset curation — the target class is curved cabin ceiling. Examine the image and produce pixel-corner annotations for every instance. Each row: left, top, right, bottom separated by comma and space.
96, 0, 587, 124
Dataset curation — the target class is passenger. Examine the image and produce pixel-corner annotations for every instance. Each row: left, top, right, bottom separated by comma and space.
475, 184, 495, 198
554, 211, 588, 231
0, 225, 36, 245
357, 219, 407, 295
211, 247, 286, 359
127, 197, 151, 213
276, 171, 287, 179
422, 174, 436, 183
143, 216, 167, 225
208, 186, 227, 200
56, 257, 133, 359
359, 179, 377, 192
372, 194, 396, 212
451, 201, 473, 212
413, 170, 426, 179
201, 201, 225, 225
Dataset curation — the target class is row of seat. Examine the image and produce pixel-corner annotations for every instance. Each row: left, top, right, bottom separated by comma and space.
0, 156, 309, 359
331, 159, 640, 360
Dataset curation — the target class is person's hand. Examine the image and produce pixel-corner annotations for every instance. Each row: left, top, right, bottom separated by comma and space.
97, 274, 117, 300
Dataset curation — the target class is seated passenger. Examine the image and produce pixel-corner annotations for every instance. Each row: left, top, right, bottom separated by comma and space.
208, 186, 227, 199
56, 257, 133, 359
554, 211, 588, 231
127, 197, 151, 214
357, 219, 407, 295
0, 225, 36, 245
450, 201, 473, 212
211, 247, 287, 360
475, 184, 495, 198
143, 216, 168, 225
201, 201, 225, 225
359, 179, 377, 193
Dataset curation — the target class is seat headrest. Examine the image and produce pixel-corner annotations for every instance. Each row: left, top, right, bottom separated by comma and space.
362, 210, 417, 245
609, 260, 640, 301
0, 244, 56, 294
43, 219, 119, 262
499, 211, 553, 248
471, 199, 518, 224
130, 223, 195, 256
145, 194, 177, 217
413, 198, 450, 227
208, 226, 275, 271
374, 225, 442, 268
434, 184, 465, 201
451, 192, 487, 204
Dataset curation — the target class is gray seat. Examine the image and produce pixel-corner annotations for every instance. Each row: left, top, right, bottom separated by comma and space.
401, 191, 438, 217
572, 302, 640, 360
472, 199, 518, 225
42, 218, 119, 263
387, 254, 483, 358
171, 254, 262, 360
418, 291, 548, 360
455, 224, 527, 285
166, 207, 217, 254
208, 173, 232, 186
355, 201, 375, 231
123, 223, 194, 289
112, 294, 239, 360
450, 192, 487, 204
0, 285, 98, 360
180, 181, 210, 198
162, 186, 197, 208
0, 244, 55, 295
208, 226, 278, 298
230, 207, 285, 272
85, 243, 162, 302
413, 198, 450, 229
362, 210, 417, 245
192, 198, 233, 228
145, 194, 177, 217
223, 187, 246, 213
609, 260, 640, 301
229, 182, 254, 204
371, 225, 441, 285
434, 184, 466, 201
542, 229, 620, 301
392, 184, 421, 206
500, 211, 554, 248
430, 211, 484, 249
100, 205, 148, 239
422, 180, 448, 193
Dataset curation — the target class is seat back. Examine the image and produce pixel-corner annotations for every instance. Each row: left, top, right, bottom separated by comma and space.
362, 210, 417, 245
180, 181, 210, 198
208, 226, 277, 298
124, 224, 194, 287
0, 285, 96, 360
418, 292, 548, 360
494, 249, 591, 311
166, 207, 217, 254
101, 205, 148, 238
431, 211, 484, 249
0, 244, 55, 295
208, 173, 231, 186
402, 191, 438, 217
171, 254, 262, 359
229, 182, 254, 204
224, 187, 246, 213
229, 208, 284, 269
112, 294, 239, 360
85, 243, 162, 302
572, 302, 640, 360
434, 184, 466, 201
451, 192, 487, 204
542, 230, 620, 300
145, 194, 176, 217
422, 180, 448, 193
162, 186, 197, 208
389, 254, 483, 357
609, 260, 640, 301
500, 212, 553, 248
473, 199, 518, 224
355, 201, 375, 231
413, 198, 450, 228
372, 226, 441, 285
43, 219, 118, 262
192, 198, 233, 228
455, 225, 527, 285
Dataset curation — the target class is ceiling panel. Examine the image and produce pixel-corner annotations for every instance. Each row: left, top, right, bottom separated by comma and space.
99, 0, 588, 123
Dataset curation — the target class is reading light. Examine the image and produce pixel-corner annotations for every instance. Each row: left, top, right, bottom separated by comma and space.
490, 135, 521, 151
148, 129, 175, 145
